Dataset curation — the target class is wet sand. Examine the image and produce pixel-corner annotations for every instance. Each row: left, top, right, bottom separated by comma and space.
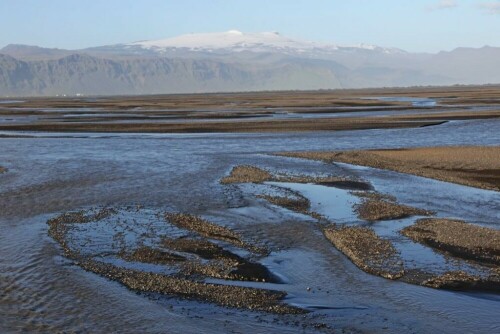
281, 146, 500, 191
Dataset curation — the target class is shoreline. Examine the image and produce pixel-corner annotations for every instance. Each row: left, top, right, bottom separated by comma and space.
1, 86, 500, 134
279, 146, 500, 191
0, 110, 499, 133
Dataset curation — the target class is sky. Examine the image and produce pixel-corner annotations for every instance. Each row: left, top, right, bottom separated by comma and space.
0, 0, 498, 52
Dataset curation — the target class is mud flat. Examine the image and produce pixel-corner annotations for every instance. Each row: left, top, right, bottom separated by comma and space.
422, 271, 500, 291
162, 238, 279, 283
322, 223, 499, 291
47, 208, 117, 257
79, 260, 301, 314
223, 166, 500, 292
121, 246, 187, 264
0, 89, 409, 110
256, 194, 323, 221
47, 208, 302, 314
221, 165, 353, 219
353, 194, 433, 221
2, 85, 500, 134
0, 116, 448, 133
280, 146, 500, 191
323, 226, 404, 279
2, 84, 500, 110
257, 195, 311, 215
221, 165, 273, 184
164, 212, 266, 254
221, 165, 350, 185
401, 218, 500, 266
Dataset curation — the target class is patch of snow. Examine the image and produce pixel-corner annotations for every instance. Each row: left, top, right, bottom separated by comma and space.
127, 30, 401, 55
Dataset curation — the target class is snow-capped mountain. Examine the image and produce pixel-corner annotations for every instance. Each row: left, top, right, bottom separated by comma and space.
126, 30, 403, 55
1, 31, 499, 96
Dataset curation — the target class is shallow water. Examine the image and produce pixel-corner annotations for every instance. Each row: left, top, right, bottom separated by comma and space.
0, 100, 25, 104
364, 96, 438, 107
264, 179, 495, 275
1, 118, 500, 333
267, 181, 360, 222
2, 102, 499, 125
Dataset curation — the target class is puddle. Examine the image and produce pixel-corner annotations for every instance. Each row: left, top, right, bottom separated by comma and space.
335, 162, 500, 229
0, 100, 25, 104
371, 217, 490, 276
266, 181, 360, 222
363, 96, 438, 107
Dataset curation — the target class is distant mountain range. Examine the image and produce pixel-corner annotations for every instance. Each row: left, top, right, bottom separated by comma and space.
1, 31, 499, 96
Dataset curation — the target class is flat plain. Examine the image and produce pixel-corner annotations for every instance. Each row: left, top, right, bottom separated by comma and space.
1, 85, 499, 333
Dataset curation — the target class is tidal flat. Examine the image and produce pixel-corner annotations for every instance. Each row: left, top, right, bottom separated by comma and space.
280, 146, 500, 191
1, 86, 499, 333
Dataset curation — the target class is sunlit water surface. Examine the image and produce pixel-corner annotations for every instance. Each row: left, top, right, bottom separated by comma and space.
1, 118, 499, 333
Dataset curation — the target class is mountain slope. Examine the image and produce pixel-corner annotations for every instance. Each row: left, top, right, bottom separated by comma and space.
0, 54, 347, 96
0, 44, 72, 61
424, 46, 500, 84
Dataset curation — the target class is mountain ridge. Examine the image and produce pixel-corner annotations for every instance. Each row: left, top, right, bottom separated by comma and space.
1, 31, 499, 96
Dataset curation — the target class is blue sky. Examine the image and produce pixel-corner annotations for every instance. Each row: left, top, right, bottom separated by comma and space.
0, 0, 498, 52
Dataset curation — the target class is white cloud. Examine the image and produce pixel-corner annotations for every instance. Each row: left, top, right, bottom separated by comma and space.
427, 0, 458, 11
479, 2, 500, 14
